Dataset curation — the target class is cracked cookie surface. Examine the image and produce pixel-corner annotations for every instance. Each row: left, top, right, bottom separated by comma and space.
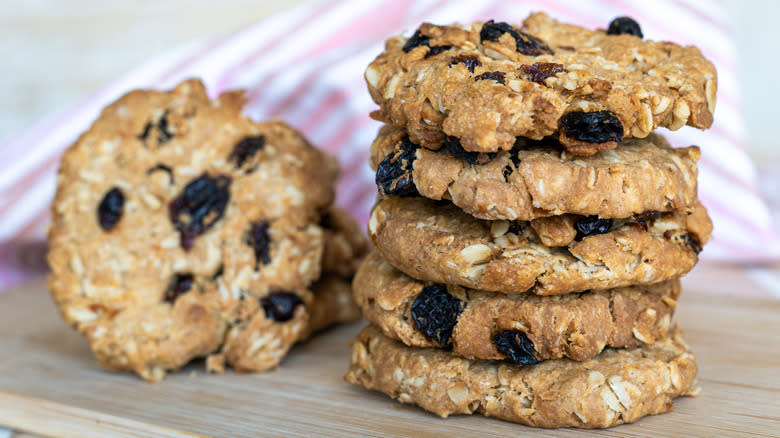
371, 125, 700, 221
47, 79, 365, 380
368, 197, 711, 295
345, 324, 699, 429
365, 13, 716, 154
354, 252, 680, 363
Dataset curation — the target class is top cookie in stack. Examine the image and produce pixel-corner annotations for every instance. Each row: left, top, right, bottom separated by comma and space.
365, 12, 716, 155
347, 13, 714, 429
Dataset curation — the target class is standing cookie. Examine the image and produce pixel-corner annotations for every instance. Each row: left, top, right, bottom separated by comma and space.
48, 79, 366, 381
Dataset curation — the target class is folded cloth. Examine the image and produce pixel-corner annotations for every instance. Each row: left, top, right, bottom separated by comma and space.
1, 0, 777, 292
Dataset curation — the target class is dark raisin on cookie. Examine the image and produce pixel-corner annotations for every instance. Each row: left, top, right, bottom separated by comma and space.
318, 213, 333, 229
479, 20, 552, 56
138, 112, 173, 144
169, 174, 231, 250
147, 164, 174, 185
449, 54, 482, 73
426, 45, 453, 58
410, 284, 463, 347
474, 71, 506, 85
574, 216, 613, 241
560, 111, 624, 144
402, 28, 452, 58
508, 222, 526, 235
376, 139, 419, 197
494, 330, 539, 365
402, 29, 430, 52
665, 231, 702, 254
229, 135, 266, 168
687, 235, 702, 254
246, 221, 272, 266
164, 273, 194, 303
607, 17, 643, 38
444, 136, 497, 165
633, 211, 660, 232
97, 187, 125, 231
510, 149, 522, 168
503, 149, 524, 180
502, 164, 513, 181
261, 292, 304, 322
519, 62, 566, 85
634, 214, 649, 232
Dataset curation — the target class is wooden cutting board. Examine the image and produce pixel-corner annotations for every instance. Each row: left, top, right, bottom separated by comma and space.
0, 274, 778, 438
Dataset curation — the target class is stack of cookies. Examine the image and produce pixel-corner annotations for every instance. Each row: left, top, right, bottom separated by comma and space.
48, 79, 367, 381
346, 13, 715, 428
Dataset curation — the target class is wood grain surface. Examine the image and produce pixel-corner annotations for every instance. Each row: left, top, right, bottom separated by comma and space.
0, 277, 778, 437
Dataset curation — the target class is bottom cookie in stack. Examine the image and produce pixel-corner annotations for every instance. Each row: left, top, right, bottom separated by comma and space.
345, 324, 698, 429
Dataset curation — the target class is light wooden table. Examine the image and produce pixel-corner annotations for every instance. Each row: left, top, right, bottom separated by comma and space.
0, 265, 778, 437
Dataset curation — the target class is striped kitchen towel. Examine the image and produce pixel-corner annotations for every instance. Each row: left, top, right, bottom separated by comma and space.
1, 0, 777, 292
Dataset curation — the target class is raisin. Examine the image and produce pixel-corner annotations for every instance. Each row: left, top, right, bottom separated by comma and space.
164, 273, 194, 303
229, 135, 266, 168
665, 231, 702, 254
401, 28, 451, 58
450, 54, 482, 73
318, 213, 333, 229
147, 164, 174, 184
519, 62, 566, 85
502, 164, 513, 180
261, 292, 303, 322
632, 211, 660, 233
246, 221, 271, 266
426, 45, 453, 58
607, 17, 643, 38
494, 330, 539, 365
508, 222, 525, 235
474, 71, 506, 85
169, 174, 231, 250
98, 187, 124, 231
574, 216, 613, 240
479, 20, 552, 56
510, 150, 522, 168
138, 112, 173, 144
157, 115, 172, 142
634, 214, 648, 232
560, 111, 624, 144
376, 139, 419, 197
410, 284, 463, 347
687, 235, 702, 254
402, 29, 430, 52
444, 136, 497, 165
